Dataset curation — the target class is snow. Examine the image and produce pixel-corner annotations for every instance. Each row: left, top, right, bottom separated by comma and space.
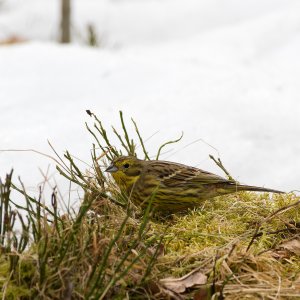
1, 0, 300, 204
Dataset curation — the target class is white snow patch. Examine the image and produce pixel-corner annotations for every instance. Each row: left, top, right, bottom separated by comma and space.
0, 0, 300, 206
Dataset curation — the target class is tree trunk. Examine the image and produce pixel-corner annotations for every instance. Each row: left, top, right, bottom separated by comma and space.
60, 0, 71, 43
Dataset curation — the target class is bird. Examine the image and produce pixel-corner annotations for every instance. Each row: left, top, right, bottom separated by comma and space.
105, 156, 283, 212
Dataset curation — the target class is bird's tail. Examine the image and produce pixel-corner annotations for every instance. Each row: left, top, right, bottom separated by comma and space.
234, 184, 284, 194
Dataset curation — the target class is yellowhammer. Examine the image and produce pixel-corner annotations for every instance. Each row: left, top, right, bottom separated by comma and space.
105, 156, 283, 211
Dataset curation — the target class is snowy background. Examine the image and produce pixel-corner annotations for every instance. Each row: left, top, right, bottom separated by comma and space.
1, 0, 300, 203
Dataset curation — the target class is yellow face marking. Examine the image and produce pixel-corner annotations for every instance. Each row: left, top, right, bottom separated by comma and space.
112, 171, 140, 190
107, 157, 142, 192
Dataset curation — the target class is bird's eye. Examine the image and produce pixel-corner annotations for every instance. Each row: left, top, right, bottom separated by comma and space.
123, 163, 130, 169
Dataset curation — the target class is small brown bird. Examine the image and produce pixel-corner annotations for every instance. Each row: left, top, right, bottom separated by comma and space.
106, 156, 283, 211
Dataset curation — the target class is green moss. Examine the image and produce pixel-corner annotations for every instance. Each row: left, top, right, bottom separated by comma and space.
0, 257, 34, 299
145, 191, 300, 298
1, 112, 300, 299
1, 192, 299, 299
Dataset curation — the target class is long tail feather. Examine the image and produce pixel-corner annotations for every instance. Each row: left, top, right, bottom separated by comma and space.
235, 184, 284, 194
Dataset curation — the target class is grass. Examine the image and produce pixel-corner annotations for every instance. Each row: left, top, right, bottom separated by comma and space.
1, 111, 300, 299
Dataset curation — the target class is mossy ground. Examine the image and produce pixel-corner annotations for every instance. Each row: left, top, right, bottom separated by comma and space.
1, 175, 300, 299
151, 192, 300, 299
1, 112, 299, 299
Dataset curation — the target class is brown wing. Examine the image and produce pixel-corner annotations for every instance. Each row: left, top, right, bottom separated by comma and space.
144, 160, 231, 188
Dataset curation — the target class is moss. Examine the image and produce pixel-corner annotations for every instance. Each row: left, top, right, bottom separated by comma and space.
1, 112, 300, 299
0, 257, 34, 299
1, 192, 299, 300
146, 191, 300, 298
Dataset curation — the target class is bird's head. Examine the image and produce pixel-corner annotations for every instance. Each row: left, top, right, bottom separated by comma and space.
105, 156, 144, 190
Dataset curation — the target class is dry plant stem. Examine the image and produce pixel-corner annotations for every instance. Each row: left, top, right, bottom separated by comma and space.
0, 146, 70, 176
91, 144, 106, 189
247, 197, 300, 252
93, 115, 117, 156
86, 110, 118, 159
87, 109, 185, 162
119, 110, 135, 155
2, 112, 299, 299
209, 155, 234, 181
112, 125, 132, 155
85, 122, 111, 160
131, 117, 150, 160
48, 140, 76, 176
86, 110, 137, 159
0, 170, 13, 248
1, 270, 13, 300
164, 138, 210, 160
156, 132, 184, 160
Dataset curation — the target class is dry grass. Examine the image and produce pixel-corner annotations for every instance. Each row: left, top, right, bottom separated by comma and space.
1, 111, 300, 299
155, 192, 300, 299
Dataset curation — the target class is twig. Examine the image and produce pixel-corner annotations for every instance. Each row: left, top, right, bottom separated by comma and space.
119, 111, 135, 155
131, 118, 150, 160
156, 132, 183, 160
209, 155, 234, 181
246, 198, 300, 252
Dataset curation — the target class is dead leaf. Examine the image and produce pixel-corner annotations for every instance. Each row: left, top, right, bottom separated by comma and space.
0, 35, 27, 45
279, 238, 300, 256
146, 280, 184, 300
193, 288, 210, 300
160, 268, 207, 294
271, 238, 300, 259
194, 285, 223, 300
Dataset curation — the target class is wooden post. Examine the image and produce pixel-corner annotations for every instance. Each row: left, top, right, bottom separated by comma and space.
60, 0, 71, 43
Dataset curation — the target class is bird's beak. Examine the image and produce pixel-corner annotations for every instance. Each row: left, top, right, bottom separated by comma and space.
105, 163, 118, 173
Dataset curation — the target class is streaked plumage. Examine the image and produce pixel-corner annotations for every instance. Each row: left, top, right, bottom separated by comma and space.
105, 156, 283, 211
